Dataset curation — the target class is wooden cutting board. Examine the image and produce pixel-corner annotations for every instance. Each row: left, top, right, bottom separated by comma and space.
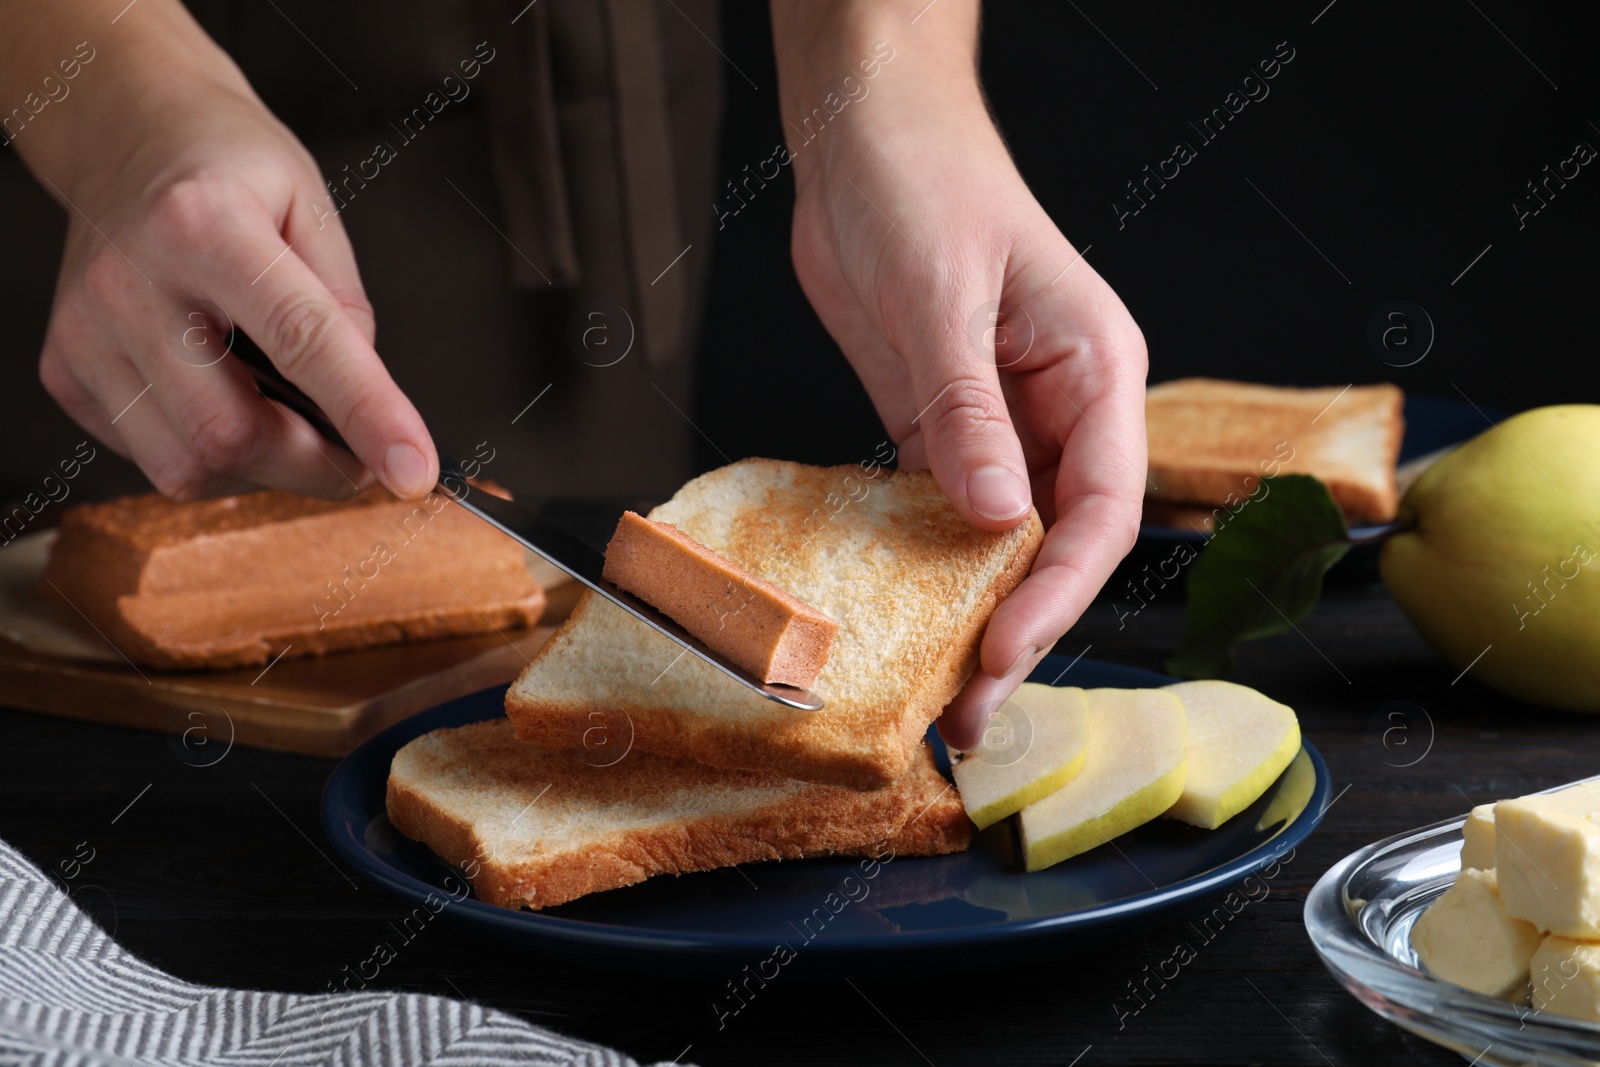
0, 532, 581, 757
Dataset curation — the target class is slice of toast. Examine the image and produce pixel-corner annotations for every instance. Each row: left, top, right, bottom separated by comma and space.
504, 459, 1045, 790
385, 718, 970, 910
1138, 498, 1224, 535
1144, 378, 1404, 523
39, 486, 545, 669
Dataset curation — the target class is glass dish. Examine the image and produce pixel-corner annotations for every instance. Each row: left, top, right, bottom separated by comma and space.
1305, 779, 1600, 1067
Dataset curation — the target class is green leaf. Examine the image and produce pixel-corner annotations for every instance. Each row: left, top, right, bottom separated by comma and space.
1166, 475, 1351, 679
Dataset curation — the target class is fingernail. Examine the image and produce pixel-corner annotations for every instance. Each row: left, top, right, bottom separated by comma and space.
967, 465, 1030, 521
963, 697, 1010, 753
1005, 644, 1043, 679
384, 442, 429, 497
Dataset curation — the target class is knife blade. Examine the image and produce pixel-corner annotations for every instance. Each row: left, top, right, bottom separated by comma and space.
224, 327, 824, 711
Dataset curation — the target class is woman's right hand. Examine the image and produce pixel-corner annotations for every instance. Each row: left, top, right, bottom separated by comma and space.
11, 1, 436, 500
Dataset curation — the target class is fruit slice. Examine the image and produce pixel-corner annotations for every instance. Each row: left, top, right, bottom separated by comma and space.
1252, 747, 1316, 833
1162, 680, 1300, 829
1018, 688, 1186, 872
951, 684, 1090, 830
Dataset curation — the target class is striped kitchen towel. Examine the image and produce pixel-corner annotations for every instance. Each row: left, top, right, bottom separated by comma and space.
0, 836, 693, 1065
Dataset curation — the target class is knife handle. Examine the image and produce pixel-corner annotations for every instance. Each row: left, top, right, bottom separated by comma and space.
225, 327, 354, 455
225, 326, 475, 489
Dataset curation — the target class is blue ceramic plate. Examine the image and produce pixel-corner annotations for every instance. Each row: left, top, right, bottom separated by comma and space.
1140, 393, 1502, 542
322, 656, 1330, 968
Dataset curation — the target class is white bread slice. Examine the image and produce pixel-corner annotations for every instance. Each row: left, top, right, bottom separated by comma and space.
504, 460, 1044, 790
385, 718, 970, 910
1144, 378, 1404, 523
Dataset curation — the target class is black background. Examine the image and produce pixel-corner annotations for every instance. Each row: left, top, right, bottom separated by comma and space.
695, 0, 1599, 468
3, 3, 1598, 1065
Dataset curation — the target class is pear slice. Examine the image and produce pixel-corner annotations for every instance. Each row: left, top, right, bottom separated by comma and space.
951, 684, 1090, 830
1162, 680, 1300, 830
1019, 688, 1187, 872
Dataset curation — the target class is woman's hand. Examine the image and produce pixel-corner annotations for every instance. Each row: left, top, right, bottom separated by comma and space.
773, 0, 1148, 750
6, 0, 436, 500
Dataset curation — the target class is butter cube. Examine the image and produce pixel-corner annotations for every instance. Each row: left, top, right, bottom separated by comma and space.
1497, 782, 1600, 937
1461, 804, 1496, 870
1530, 935, 1600, 1021
1411, 867, 1542, 998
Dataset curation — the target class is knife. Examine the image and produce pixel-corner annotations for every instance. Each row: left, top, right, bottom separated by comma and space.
224, 328, 823, 711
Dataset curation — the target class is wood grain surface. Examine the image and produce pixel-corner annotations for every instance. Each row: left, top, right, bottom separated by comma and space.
3, 564, 1596, 1066
0, 540, 580, 756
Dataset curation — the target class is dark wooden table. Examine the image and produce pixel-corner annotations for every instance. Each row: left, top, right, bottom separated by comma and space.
4, 550, 1595, 1066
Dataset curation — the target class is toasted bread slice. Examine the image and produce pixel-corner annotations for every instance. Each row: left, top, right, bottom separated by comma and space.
1145, 378, 1404, 523
385, 718, 970, 910
504, 459, 1044, 790
40, 486, 545, 670
1138, 498, 1224, 535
